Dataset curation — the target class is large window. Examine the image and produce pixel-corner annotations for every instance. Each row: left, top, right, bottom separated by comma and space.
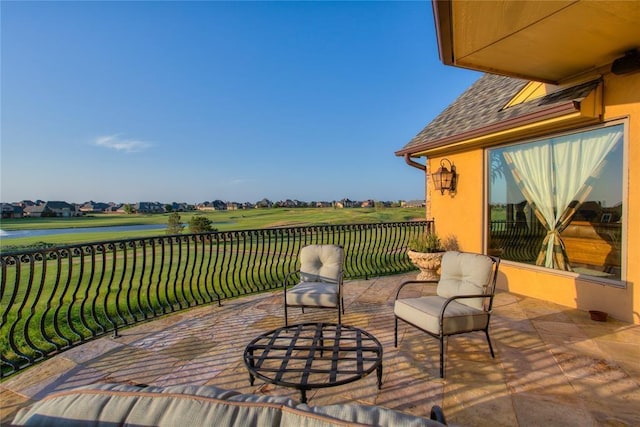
488, 124, 624, 281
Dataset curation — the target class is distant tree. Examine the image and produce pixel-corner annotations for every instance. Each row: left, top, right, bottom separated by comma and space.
123, 204, 134, 214
166, 212, 184, 235
189, 215, 215, 234
164, 204, 173, 213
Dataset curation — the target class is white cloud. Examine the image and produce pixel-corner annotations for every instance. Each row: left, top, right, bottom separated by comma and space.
94, 134, 152, 153
229, 178, 253, 185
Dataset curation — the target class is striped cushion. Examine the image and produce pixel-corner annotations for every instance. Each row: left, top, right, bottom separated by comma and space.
286, 281, 339, 307
11, 384, 293, 426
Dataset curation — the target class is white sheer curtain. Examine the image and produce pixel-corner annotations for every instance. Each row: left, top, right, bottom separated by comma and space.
503, 126, 622, 269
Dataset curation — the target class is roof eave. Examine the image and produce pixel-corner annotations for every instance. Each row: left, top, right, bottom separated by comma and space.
432, 0, 453, 66
395, 100, 586, 157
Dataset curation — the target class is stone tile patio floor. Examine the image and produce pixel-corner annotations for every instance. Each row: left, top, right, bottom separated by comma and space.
2, 273, 639, 426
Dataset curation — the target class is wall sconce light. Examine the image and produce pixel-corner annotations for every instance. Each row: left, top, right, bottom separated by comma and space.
431, 158, 457, 194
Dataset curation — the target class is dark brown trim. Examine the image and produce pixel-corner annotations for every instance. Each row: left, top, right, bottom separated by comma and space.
404, 154, 426, 171
395, 100, 581, 157
432, 0, 454, 65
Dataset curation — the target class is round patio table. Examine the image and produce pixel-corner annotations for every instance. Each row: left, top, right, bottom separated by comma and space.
243, 322, 383, 403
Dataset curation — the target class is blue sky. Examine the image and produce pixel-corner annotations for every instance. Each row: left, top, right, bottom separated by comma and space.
1, 1, 480, 205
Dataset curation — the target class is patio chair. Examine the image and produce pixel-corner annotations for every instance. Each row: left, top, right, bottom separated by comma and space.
283, 244, 344, 326
394, 251, 500, 378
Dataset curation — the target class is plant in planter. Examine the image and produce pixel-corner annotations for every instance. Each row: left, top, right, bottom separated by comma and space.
407, 232, 446, 280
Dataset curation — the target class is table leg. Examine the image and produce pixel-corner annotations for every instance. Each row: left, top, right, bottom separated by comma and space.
248, 349, 255, 386
300, 389, 307, 404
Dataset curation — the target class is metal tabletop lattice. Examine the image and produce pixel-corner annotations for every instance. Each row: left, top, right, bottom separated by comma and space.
243, 322, 383, 403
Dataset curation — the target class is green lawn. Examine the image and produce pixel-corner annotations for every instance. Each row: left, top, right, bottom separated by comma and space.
0, 207, 426, 250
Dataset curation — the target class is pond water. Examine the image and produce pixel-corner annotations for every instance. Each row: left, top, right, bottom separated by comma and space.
0, 224, 168, 239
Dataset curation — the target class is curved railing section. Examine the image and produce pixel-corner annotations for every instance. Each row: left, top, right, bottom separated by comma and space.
0, 220, 431, 377
488, 220, 546, 263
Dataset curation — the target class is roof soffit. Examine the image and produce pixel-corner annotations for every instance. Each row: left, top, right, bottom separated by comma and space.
436, 0, 640, 83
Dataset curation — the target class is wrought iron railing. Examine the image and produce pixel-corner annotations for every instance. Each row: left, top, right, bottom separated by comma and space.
0, 220, 431, 377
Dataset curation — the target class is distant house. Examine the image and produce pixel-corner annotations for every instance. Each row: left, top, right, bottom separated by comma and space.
401, 200, 426, 208
255, 199, 273, 209
168, 202, 190, 212
335, 198, 355, 209
197, 203, 214, 211
79, 201, 111, 213
275, 199, 305, 208
24, 201, 78, 217
24, 205, 43, 217
1, 203, 23, 218
18, 200, 36, 209
134, 202, 164, 214
103, 204, 122, 214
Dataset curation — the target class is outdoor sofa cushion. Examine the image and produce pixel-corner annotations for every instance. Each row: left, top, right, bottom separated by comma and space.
12, 383, 447, 427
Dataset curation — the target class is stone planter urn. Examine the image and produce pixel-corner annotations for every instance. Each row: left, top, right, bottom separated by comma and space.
407, 250, 445, 280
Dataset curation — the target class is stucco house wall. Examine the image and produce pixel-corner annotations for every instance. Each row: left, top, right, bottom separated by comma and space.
422, 71, 639, 324
428, 150, 485, 253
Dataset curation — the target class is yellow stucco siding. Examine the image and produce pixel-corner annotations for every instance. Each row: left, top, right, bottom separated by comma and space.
602, 71, 640, 324
424, 72, 640, 324
498, 263, 634, 318
429, 152, 485, 253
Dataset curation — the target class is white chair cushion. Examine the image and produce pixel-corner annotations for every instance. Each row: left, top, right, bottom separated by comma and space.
394, 296, 489, 335
436, 251, 493, 310
299, 245, 343, 284
286, 282, 339, 307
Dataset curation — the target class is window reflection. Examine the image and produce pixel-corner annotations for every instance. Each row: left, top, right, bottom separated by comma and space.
488, 124, 623, 280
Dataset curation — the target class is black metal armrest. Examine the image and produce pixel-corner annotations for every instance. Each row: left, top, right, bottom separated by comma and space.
447, 293, 492, 302
395, 279, 438, 300
430, 404, 447, 425
282, 270, 301, 289
439, 293, 494, 319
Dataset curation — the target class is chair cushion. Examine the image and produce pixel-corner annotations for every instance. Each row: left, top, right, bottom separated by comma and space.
394, 296, 489, 335
286, 281, 339, 307
299, 245, 343, 284
436, 251, 493, 309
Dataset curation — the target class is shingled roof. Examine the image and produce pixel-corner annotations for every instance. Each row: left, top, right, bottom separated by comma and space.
396, 73, 600, 156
